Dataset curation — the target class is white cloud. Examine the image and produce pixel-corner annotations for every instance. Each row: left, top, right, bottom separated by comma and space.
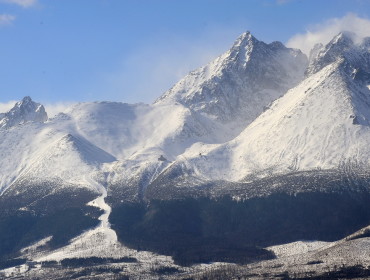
0, 14, 15, 25
0, 0, 37, 8
287, 13, 370, 55
44, 102, 75, 118
0, 100, 16, 113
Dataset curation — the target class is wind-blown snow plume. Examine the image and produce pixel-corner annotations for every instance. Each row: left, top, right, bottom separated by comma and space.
0, 100, 16, 113
287, 13, 370, 55
44, 102, 75, 117
104, 27, 246, 103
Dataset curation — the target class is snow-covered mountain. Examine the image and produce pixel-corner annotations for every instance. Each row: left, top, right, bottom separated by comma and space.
162, 32, 370, 183
0, 96, 48, 129
3, 31, 370, 201
3, 31, 370, 278
0, 32, 309, 199
156, 32, 307, 131
0, 101, 204, 194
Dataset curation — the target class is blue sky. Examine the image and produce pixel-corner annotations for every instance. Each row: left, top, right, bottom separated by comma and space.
1, 0, 370, 112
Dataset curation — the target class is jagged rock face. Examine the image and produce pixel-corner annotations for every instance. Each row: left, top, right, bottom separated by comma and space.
0, 96, 48, 129
156, 32, 308, 125
307, 32, 370, 83
306, 32, 355, 75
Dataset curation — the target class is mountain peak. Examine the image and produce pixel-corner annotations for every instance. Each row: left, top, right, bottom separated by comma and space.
325, 31, 355, 53
228, 31, 260, 61
0, 96, 48, 129
56, 133, 116, 164
332, 31, 355, 42
233, 31, 254, 45
21, 96, 32, 103
62, 133, 77, 143
155, 32, 307, 130
306, 32, 357, 75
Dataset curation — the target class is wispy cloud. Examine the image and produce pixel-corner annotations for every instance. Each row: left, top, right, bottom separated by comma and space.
0, 0, 37, 8
0, 14, 15, 25
0, 100, 16, 113
287, 13, 370, 55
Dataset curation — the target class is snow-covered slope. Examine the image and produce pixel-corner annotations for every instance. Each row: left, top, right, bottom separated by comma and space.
55, 101, 233, 199
64, 101, 222, 160
8, 133, 116, 189
156, 31, 307, 132
0, 101, 209, 193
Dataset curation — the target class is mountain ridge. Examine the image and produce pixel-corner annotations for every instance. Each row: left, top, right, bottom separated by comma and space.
3, 31, 370, 278
3, 32, 370, 197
